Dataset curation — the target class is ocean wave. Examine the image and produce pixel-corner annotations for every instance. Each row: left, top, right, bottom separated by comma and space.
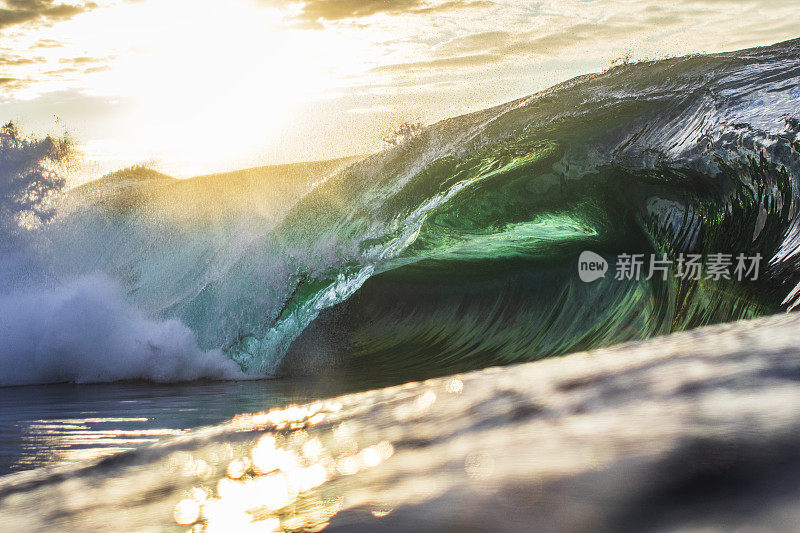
2, 38, 800, 384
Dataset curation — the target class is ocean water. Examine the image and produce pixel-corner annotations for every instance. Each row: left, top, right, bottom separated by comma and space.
0, 381, 248, 474
0, 38, 799, 530
2, 313, 800, 532
0, 379, 367, 475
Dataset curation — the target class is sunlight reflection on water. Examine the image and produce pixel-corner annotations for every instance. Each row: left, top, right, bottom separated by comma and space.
172, 396, 404, 532
0, 379, 355, 475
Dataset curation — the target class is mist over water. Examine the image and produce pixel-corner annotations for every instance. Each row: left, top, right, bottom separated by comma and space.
1, 39, 800, 386
0, 124, 243, 386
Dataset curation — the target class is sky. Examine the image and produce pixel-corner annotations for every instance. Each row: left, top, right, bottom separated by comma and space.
1, 0, 799, 181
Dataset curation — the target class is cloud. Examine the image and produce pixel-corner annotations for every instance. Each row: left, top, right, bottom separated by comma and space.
0, 77, 30, 93
285, 0, 492, 22
0, 0, 98, 31
408, 1, 493, 15
372, 53, 503, 73
0, 56, 110, 96
493, 22, 649, 57
64, 56, 98, 64
0, 56, 41, 66
34, 38, 64, 48
434, 31, 514, 55
43, 63, 109, 76
370, 30, 585, 74
0, 55, 110, 97
299, 0, 422, 21
371, 15, 662, 75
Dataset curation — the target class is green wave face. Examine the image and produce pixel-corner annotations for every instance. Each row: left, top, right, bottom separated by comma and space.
276, 154, 792, 381
52, 39, 800, 382
264, 40, 800, 380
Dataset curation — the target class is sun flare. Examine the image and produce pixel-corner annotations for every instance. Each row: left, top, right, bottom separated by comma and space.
2, 0, 800, 179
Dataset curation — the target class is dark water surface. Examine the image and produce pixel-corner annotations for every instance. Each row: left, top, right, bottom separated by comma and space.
0, 377, 369, 476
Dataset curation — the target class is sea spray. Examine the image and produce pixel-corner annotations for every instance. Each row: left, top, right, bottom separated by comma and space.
0, 123, 243, 385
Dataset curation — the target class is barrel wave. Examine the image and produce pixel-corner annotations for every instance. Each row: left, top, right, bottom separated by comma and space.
3, 38, 800, 385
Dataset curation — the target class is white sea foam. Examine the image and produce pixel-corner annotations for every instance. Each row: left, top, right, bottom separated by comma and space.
0, 123, 243, 386
0, 274, 244, 386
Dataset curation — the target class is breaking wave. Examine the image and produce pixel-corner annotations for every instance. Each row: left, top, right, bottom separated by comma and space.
2, 38, 800, 385
0, 124, 243, 385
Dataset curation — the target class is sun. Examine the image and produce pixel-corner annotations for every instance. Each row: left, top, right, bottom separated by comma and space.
34, 0, 372, 177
